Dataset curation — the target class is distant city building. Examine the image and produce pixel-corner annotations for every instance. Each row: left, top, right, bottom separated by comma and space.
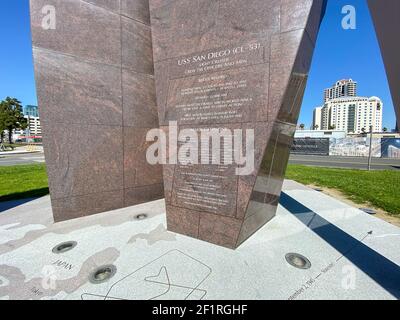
313, 80, 383, 134
313, 107, 323, 130
14, 116, 42, 138
23, 105, 39, 118
294, 129, 347, 139
26, 116, 42, 136
318, 96, 383, 134
324, 79, 357, 102
13, 105, 42, 140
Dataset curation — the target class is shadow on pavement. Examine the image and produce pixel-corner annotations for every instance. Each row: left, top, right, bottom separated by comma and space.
280, 192, 400, 299
0, 188, 49, 212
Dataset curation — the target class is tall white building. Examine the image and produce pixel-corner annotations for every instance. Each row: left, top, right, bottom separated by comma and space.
26, 116, 42, 136
318, 96, 383, 134
324, 79, 357, 102
13, 116, 42, 139
313, 107, 323, 130
13, 105, 42, 140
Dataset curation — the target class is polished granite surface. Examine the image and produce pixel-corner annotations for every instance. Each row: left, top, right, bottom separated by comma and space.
150, 0, 327, 247
30, 0, 163, 221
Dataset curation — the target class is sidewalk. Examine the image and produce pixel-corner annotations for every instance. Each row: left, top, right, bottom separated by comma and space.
0, 180, 399, 300
0, 146, 43, 156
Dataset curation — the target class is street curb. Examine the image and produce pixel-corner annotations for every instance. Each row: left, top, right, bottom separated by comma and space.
0, 151, 42, 156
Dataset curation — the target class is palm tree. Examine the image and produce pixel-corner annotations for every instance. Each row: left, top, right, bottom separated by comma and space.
383, 127, 388, 132
299, 123, 305, 130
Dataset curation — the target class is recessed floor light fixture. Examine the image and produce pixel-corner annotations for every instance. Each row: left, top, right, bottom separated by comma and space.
359, 208, 377, 215
89, 265, 117, 284
285, 253, 311, 270
134, 213, 148, 220
52, 241, 77, 254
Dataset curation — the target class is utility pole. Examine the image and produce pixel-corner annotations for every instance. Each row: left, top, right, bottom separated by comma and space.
367, 125, 373, 171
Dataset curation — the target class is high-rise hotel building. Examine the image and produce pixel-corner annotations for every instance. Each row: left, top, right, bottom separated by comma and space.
313, 80, 383, 134
324, 79, 357, 102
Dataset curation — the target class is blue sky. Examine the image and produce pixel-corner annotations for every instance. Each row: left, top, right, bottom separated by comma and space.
302, 0, 395, 130
0, 0, 396, 130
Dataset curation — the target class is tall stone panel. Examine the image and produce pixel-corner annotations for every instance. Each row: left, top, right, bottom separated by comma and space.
150, 0, 327, 248
367, 0, 400, 127
30, 0, 163, 221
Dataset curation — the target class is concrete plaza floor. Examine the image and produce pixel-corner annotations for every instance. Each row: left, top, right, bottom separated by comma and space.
0, 180, 399, 300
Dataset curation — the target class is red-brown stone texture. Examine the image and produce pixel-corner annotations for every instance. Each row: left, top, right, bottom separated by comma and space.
150, 0, 327, 248
30, 0, 163, 221
367, 0, 400, 128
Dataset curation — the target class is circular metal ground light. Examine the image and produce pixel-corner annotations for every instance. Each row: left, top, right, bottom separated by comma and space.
52, 241, 77, 254
359, 208, 377, 215
134, 213, 148, 221
285, 253, 311, 270
89, 265, 117, 284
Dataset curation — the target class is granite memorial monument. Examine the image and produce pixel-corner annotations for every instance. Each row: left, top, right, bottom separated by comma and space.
30, 0, 163, 221
149, 0, 327, 248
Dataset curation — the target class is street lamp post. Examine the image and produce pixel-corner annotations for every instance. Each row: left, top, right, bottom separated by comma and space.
367, 125, 373, 171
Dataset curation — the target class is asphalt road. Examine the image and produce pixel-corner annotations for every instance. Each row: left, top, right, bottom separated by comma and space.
0, 152, 45, 166
289, 154, 400, 170
1, 152, 399, 170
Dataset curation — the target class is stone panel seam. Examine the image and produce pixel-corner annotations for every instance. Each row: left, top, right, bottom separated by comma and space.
40, 120, 123, 128
33, 46, 155, 78
121, 66, 155, 78
167, 203, 242, 222
119, 0, 127, 206
80, 0, 120, 16
33, 46, 157, 78
32, 46, 121, 70
49, 181, 164, 202
123, 183, 164, 192
40, 120, 159, 130
50, 188, 125, 201
120, 13, 151, 27
79, 0, 153, 27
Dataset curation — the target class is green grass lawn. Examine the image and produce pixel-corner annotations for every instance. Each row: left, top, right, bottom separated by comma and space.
0, 163, 399, 217
0, 164, 49, 202
286, 165, 400, 216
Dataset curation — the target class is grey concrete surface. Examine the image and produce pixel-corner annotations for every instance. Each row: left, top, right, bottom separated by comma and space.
0, 153, 45, 166
289, 154, 400, 170
0, 180, 399, 300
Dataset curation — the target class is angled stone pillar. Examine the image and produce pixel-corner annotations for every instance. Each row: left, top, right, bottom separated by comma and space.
367, 0, 400, 128
30, 0, 163, 221
150, 0, 327, 248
